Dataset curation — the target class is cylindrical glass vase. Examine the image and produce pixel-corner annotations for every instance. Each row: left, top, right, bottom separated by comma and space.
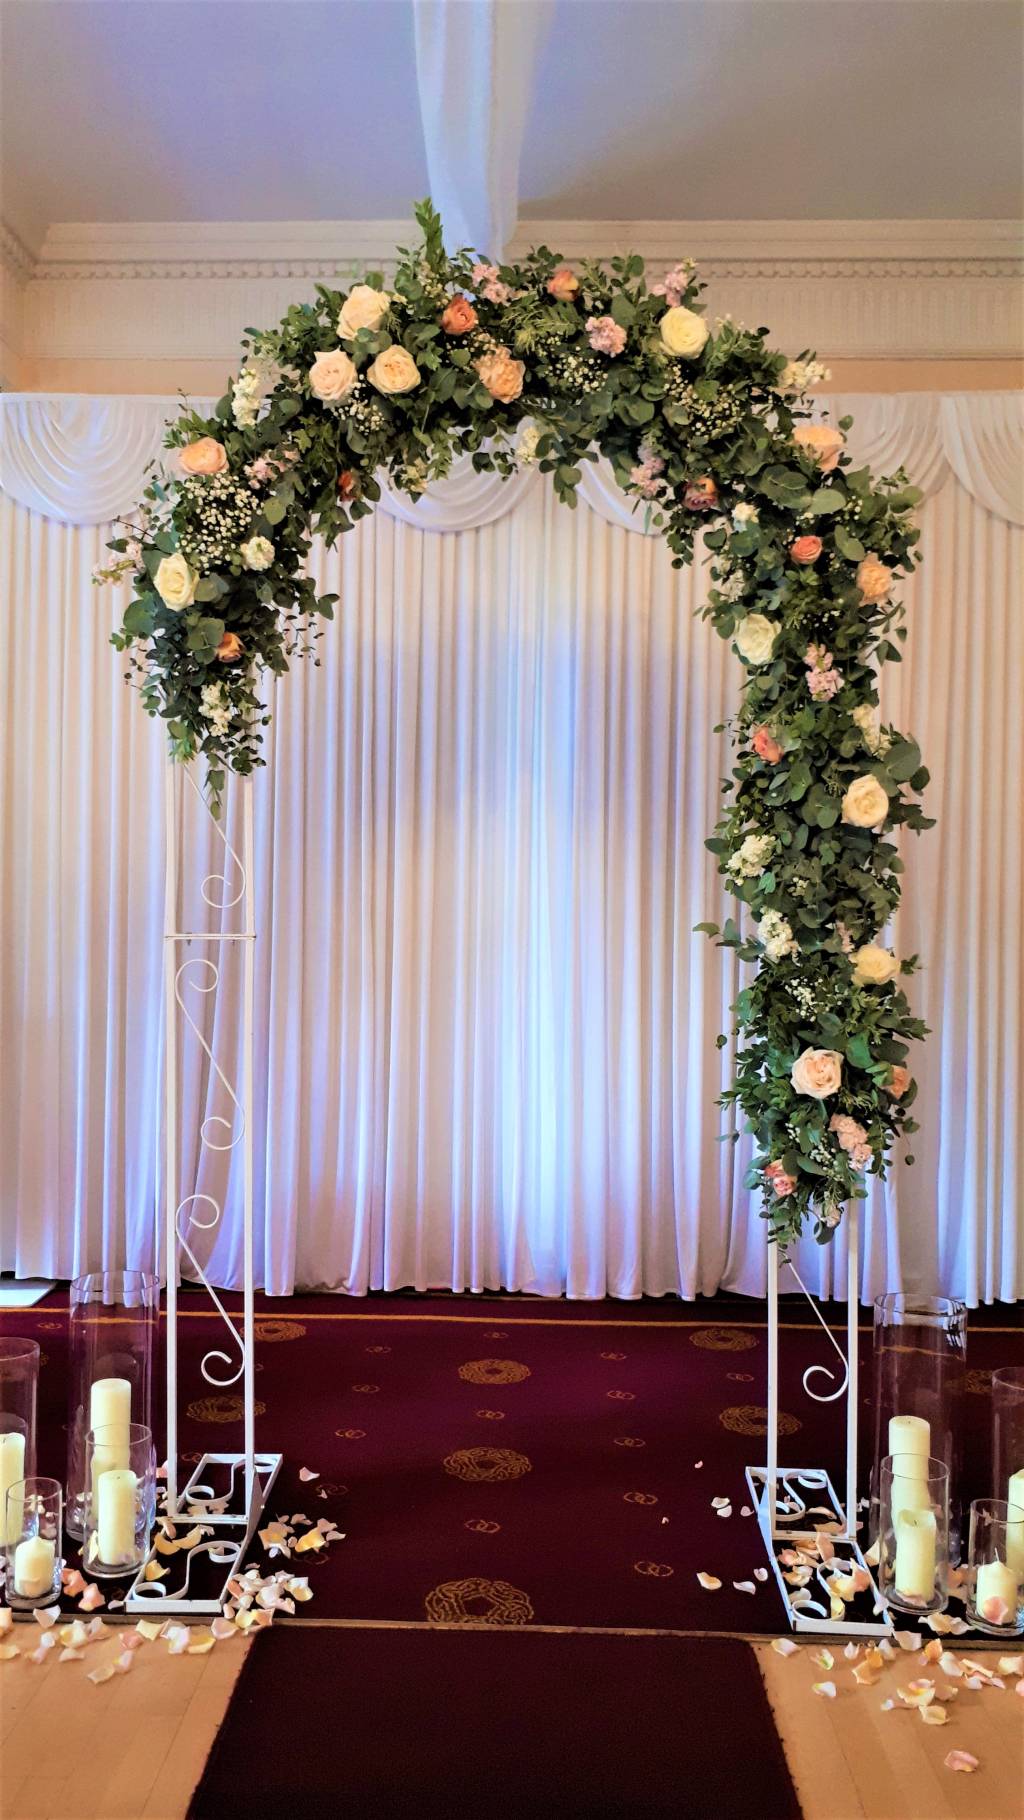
84, 1422, 156, 1579
4, 1476, 63, 1608
0, 1338, 39, 1546
870, 1293, 967, 1554
878, 1453, 949, 1617
992, 1367, 1024, 1558
66, 1269, 159, 1540
966, 1498, 1023, 1635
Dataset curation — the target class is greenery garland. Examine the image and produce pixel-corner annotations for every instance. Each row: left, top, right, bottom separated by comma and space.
100, 199, 931, 1249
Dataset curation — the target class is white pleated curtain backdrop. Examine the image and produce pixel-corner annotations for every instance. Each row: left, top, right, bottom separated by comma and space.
1, 393, 1021, 1301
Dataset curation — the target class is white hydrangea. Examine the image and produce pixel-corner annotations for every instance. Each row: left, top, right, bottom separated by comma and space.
757, 909, 798, 963
732, 502, 759, 529
851, 701, 892, 756
200, 681, 232, 737
728, 832, 776, 879
776, 358, 831, 394
516, 422, 541, 465
241, 535, 275, 572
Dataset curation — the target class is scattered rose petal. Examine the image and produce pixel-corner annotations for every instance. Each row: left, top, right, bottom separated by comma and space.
61, 1569, 87, 1598
997, 1653, 1023, 1676
920, 1704, 948, 1726
740, 1506, 753, 1518
754, 1568, 768, 1583
898, 1678, 935, 1708
143, 1559, 167, 1581
86, 1617, 110, 1642
812, 1680, 837, 1699
1015, 1677, 1024, 1698
877, 1639, 896, 1660
771, 1637, 798, 1657
211, 1617, 237, 1641
810, 1649, 835, 1672
0, 1643, 20, 1662
944, 1751, 978, 1774
923, 1611, 969, 1635
964, 1675, 984, 1690
113, 1650, 135, 1675
853, 1661, 882, 1687
896, 1631, 924, 1652
59, 1620, 89, 1651
732, 1580, 756, 1595
298, 1467, 320, 1482
711, 1497, 731, 1510
286, 1578, 313, 1603
843, 1643, 861, 1661
880, 1698, 896, 1711
293, 1529, 325, 1554
938, 1651, 963, 1678
164, 1624, 191, 1656
816, 1535, 835, 1565
693, 1461, 703, 1469
79, 1584, 105, 1611
980, 1595, 1012, 1627
0, 1609, 11, 1635
136, 1620, 163, 1642
58, 1647, 85, 1662
716, 1505, 732, 1519
864, 1539, 881, 1567
87, 1662, 116, 1685
696, 1573, 721, 1591
922, 1639, 943, 1664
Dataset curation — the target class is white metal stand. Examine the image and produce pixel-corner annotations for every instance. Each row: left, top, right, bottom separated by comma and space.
126, 766, 281, 1618
745, 1202, 892, 1637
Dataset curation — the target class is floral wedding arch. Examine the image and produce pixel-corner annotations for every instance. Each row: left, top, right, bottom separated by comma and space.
103, 200, 930, 1250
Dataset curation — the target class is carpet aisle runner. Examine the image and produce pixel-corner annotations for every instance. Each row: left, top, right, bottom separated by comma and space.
11, 1292, 1022, 1636
187, 1627, 801, 1819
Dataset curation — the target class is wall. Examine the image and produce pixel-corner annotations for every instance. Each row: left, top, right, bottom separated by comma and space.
3, 218, 1021, 395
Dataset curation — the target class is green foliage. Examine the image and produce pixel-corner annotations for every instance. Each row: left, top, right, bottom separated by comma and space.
101, 201, 930, 1250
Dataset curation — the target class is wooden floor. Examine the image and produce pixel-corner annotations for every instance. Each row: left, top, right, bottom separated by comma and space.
1, 1628, 1021, 1819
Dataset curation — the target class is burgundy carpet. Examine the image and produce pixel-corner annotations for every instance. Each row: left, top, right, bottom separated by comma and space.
187, 1626, 800, 1819
9, 1290, 1023, 1636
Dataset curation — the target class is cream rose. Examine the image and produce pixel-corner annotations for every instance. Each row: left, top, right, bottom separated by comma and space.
240, 535, 275, 572
154, 552, 198, 611
179, 437, 228, 477
852, 943, 899, 987
734, 613, 780, 666
841, 773, 890, 830
659, 305, 709, 359
309, 349, 357, 405
856, 554, 893, 604
367, 345, 422, 395
793, 423, 845, 473
337, 283, 389, 339
791, 1048, 843, 1100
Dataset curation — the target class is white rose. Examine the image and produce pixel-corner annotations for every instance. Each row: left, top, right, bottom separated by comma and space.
337, 284, 390, 339
852, 943, 899, 987
735, 613, 780, 666
240, 535, 275, 572
367, 345, 422, 396
659, 305, 709, 359
732, 503, 759, 528
309, 349, 357, 405
842, 773, 890, 830
791, 1048, 843, 1100
154, 552, 199, 611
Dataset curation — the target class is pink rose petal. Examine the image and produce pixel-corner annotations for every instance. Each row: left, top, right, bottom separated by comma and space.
944, 1751, 978, 1774
812, 1680, 837, 1699
33, 1606, 61, 1630
298, 1467, 320, 1482
771, 1637, 798, 1657
87, 1662, 116, 1685
696, 1573, 721, 1590
732, 1580, 756, 1595
79, 1584, 106, 1611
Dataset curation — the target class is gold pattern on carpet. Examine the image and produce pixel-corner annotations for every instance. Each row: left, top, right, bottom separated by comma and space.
719, 1404, 801, 1437
188, 1394, 267, 1423
443, 1447, 532, 1482
458, 1358, 532, 1385
253, 1319, 307, 1341
633, 1561, 674, 1578
464, 1519, 501, 1534
623, 1491, 658, 1506
689, 1327, 758, 1351
425, 1577, 534, 1625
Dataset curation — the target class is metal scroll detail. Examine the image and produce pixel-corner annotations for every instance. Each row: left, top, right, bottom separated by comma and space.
174, 1194, 245, 1388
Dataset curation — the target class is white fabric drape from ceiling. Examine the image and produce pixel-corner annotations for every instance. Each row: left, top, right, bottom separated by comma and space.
0, 394, 1021, 1302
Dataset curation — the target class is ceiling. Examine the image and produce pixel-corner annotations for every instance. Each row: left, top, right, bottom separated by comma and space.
3, 0, 1022, 253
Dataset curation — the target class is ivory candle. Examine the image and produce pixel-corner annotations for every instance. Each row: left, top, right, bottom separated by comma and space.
890, 1470, 933, 1523
889, 1414, 930, 1475
0, 1431, 26, 1545
1007, 1469, 1024, 1578
894, 1508, 937, 1600
975, 1559, 1019, 1626
97, 1468, 137, 1564
12, 1533, 55, 1599
89, 1378, 131, 1465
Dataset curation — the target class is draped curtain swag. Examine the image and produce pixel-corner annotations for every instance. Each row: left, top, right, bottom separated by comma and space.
1, 393, 1021, 1302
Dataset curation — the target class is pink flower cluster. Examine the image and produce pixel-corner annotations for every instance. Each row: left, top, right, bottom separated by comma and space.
471, 262, 513, 306
651, 263, 692, 307
830, 1114, 872, 1170
629, 443, 665, 498
805, 644, 843, 701
245, 450, 296, 491
586, 314, 627, 356
764, 1158, 797, 1198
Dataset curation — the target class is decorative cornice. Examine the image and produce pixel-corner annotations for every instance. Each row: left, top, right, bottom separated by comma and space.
0, 221, 35, 285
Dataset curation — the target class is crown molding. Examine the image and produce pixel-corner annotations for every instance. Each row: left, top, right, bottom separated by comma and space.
0, 221, 35, 285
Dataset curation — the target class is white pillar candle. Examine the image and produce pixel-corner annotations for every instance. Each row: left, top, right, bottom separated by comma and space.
975, 1559, 1019, 1626
0, 1432, 26, 1545
1006, 1469, 1024, 1578
13, 1533, 55, 1599
890, 1470, 933, 1524
97, 1467, 137, 1564
894, 1508, 937, 1600
89, 1377, 131, 1466
889, 1414, 930, 1477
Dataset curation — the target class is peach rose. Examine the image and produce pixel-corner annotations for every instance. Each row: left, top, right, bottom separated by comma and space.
180, 437, 228, 477
309, 349, 357, 405
440, 295, 478, 335
215, 632, 244, 663
793, 423, 845, 473
791, 1048, 843, 1099
841, 773, 890, 830
337, 470, 359, 501
790, 535, 823, 564
367, 346, 422, 395
887, 1065, 911, 1099
547, 266, 580, 302
773, 1173, 798, 1198
856, 554, 894, 603
752, 725, 783, 764
682, 475, 718, 511
475, 347, 525, 404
